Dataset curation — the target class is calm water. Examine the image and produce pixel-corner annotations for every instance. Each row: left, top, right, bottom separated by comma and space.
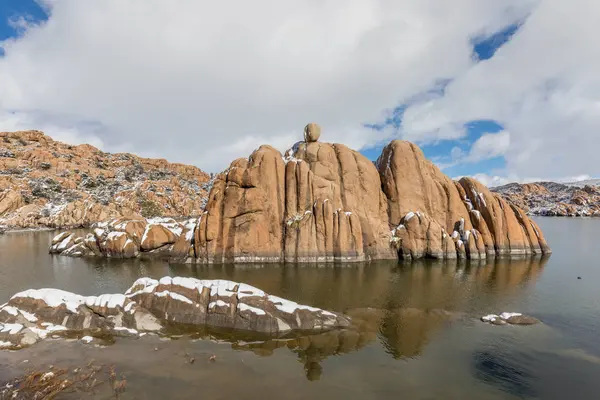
0, 218, 599, 399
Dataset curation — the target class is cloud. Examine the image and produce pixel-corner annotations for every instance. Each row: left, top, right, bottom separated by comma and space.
399, 0, 600, 181
464, 130, 510, 163
463, 173, 594, 188
0, 0, 533, 172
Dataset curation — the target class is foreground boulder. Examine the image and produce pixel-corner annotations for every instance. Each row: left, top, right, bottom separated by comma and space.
50, 123, 550, 262
0, 276, 350, 350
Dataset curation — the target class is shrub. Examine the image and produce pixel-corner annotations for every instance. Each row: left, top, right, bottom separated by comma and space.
139, 197, 163, 218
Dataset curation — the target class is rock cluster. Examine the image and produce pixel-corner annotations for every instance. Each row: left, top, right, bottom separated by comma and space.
493, 181, 600, 217
0, 276, 350, 350
0, 130, 210, 230
50, 123, 550, 262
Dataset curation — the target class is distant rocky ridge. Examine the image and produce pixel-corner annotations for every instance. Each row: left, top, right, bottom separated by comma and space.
50, 123, 550, 262
493, 181, 600, 217
0, 276, 350, 350
0, 130, 211, 230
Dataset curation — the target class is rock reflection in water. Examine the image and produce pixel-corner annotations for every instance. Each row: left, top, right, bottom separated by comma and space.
176, 251, 547, 381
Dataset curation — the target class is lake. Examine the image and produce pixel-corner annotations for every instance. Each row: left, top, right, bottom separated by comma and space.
0, 218, 598, 399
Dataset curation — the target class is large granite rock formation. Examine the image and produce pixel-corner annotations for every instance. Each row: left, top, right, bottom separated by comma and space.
0, 130, 211, 230
50, 124, 550, 262
0, 276, 350, 350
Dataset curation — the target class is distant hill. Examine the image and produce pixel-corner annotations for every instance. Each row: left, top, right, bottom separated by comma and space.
492, 180, 600, 217
0, 130, 211, 229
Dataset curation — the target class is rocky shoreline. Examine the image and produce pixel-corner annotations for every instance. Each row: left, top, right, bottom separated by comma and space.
493, 181, 600, 217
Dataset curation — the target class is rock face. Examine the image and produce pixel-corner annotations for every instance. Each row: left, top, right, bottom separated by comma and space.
0, 130, 211, 230
50, 125, 550, 262
493, 181, 600, 217
0, 276, 350, 350
379, 141, 550, 259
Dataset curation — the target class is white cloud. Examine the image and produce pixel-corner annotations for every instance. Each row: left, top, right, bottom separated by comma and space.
399, 0, 600, 181
465, 130, 510, 163
0, 0, 533, 172
462, 173, 595, 188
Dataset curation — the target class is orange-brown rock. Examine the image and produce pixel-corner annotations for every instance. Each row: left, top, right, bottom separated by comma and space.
195, 145, 286, 263
460, 178, 550, 255
285, 141, 395, 261
0, 130, 210, 230
50, 126, 551, 262
379, 140, 549, 259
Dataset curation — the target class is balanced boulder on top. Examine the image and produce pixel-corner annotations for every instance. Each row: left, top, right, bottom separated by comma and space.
304, 123, 321, 142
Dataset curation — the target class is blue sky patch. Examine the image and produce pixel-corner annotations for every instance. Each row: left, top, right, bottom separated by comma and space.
0, 0, 47, 42
360, 118, 507, 178
472, 23, 522, 61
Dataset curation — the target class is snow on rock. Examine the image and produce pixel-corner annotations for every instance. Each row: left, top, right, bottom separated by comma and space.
0, 323, 23, 335
0, 276, 350, 350
481, 312, 540, 326
80, 336, 94, 343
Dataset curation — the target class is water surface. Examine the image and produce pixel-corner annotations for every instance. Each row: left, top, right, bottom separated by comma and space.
0, 218, 598, 399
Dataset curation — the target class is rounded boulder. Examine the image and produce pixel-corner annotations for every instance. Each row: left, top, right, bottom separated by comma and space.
304, 123, 321, 142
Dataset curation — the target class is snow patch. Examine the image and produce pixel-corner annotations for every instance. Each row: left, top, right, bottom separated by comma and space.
238, 303, 266, 316
209, 300, 229, 308
113, 327, 138, 335
154, 291, 193, 304
0, 323, 23, 335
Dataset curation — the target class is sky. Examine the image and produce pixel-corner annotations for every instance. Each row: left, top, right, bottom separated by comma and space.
0, 0, 598, 187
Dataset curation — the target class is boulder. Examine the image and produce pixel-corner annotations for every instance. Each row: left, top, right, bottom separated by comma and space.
0, 191, 24, 216
0, 276, 351, 349
481, 312, 540, 326
304, 123, 321, 142
140, 220, 179, 251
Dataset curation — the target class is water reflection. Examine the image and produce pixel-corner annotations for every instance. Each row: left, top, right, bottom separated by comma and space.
0, 230, 551, 382
156, 256, 547, 380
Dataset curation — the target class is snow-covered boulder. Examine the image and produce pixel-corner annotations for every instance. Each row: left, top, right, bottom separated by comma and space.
0, 276, 350, 350
50, 217, 195, 261
481, 312, 540, 325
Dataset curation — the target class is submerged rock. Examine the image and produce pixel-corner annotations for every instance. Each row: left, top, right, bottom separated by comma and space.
0, 276, 350, 350
50, 124, 550, 262
481, 312, 540, 326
